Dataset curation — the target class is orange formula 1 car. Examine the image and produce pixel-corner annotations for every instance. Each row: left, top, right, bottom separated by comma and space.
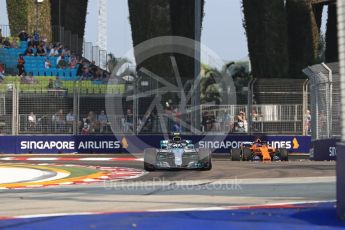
231, 140, 288, 162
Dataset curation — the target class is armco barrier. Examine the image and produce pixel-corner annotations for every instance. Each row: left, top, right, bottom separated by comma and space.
0, 135, 311, 154
310, 139, 338, 161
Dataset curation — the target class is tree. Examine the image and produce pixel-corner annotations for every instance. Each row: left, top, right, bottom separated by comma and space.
325, 3, 338, 62
128, 0, 204, 85
7, 0, 52, 39
200, 65, 223, 104
286, 0, 321, 77
242, 0, 289, 79
106, 53, 132, 74
50, 0, 88, 53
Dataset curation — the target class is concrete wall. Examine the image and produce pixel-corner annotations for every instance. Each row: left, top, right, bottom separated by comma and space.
337, 0, 345, 220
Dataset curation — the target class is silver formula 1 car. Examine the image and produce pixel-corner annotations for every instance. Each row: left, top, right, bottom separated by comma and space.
143, 133, 212, 171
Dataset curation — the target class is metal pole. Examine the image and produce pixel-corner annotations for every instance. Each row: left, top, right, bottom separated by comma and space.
302, 79, 309, 135
193, 0, 201, 133
59, 0, 62, 42
11, 84, 16, 135
321, 63, 333, 138
247, 78, 256, 134
36, 3, 38, 32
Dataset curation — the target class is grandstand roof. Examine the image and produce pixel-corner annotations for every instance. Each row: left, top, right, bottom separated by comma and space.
311, 0, 336, 5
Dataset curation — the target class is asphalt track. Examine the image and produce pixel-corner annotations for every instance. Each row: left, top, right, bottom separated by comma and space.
0, 154, 336, 218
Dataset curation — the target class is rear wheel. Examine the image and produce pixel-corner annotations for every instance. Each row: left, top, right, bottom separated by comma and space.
199, 149, 212, 171
232, 148, 241, 161
278, 148, 289, 161
144, 148, 157, 171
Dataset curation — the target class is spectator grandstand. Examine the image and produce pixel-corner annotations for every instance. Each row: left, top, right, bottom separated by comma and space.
0, 30, 109, 82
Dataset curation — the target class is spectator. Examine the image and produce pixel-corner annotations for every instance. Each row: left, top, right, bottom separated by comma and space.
202, 112, 208, 132
53, 76, 63, 89
125, 109, 133, 132
61, 47, 71, 56
234, 111, 247, 133
24, 45, 34, 56
52, 109, 65, 131
36, 45, 46, 56
28, 112, 37, 129
47, 43, 54, 54
17, 54, 25, 76
172, 120, 182, 133
0, 28, 2, 43
22, 72, 36, 84
33, 31, 40, 47
27, 35, 35, 48
18, 30, 28, 42
89, 61, 98, 75
221, 111, 232, 133
0, 64, 5, 82
208, 112, 216, 131
86, 111, 97, 133
98, 110, 108, 133
57, 54, 68, 69
94, 68, 103, 80
49, 46, 59, 56
2, 38, 10, 48
44, 58, 51, 69
69, 55, 77, 68
66, 111, 75, 133
41, 35, 48, 43
252, 109, 258, 121
48, 78, 54, 89
11, 38, 18, 48
81, 123, 89, 135
80, 67, 92, 80
304, 110, 311, 135
57, 44, 64, 54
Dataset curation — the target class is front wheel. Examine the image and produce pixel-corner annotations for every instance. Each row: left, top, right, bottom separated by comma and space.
242, 147, 252, 161
144, 148, 157, 171
231, 148, 241, 161
199, 149, 212, 171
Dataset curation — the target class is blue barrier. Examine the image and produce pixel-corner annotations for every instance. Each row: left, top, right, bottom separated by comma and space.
337, 142, 345, 220
0, 135, 311, 154
310, 139, 338, 161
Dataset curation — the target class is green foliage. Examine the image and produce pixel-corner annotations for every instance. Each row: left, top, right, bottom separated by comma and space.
242, 0, 289, 79
106, 53, 132, 74
227, 62, 252, 91
242, 0, 327, 79
50, 0, 88, 52
128, 0, 173, 85
128, 0, 204, 85
325, 3, 338, 62
286, 0, 320, 78
200, 64, 223, 104
6, 0, 28, 35
7, 0, 52, 40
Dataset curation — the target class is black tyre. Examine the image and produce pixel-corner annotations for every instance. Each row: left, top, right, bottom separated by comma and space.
199, 149, 212, 171
242, 147, 252, 161
232, 148, 241, 161
277, 148, 289, 161
144, 148, 157, 171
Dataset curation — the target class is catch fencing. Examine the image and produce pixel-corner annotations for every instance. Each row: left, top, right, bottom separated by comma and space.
303, 62, 341, 140
0, 77, 311, 136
